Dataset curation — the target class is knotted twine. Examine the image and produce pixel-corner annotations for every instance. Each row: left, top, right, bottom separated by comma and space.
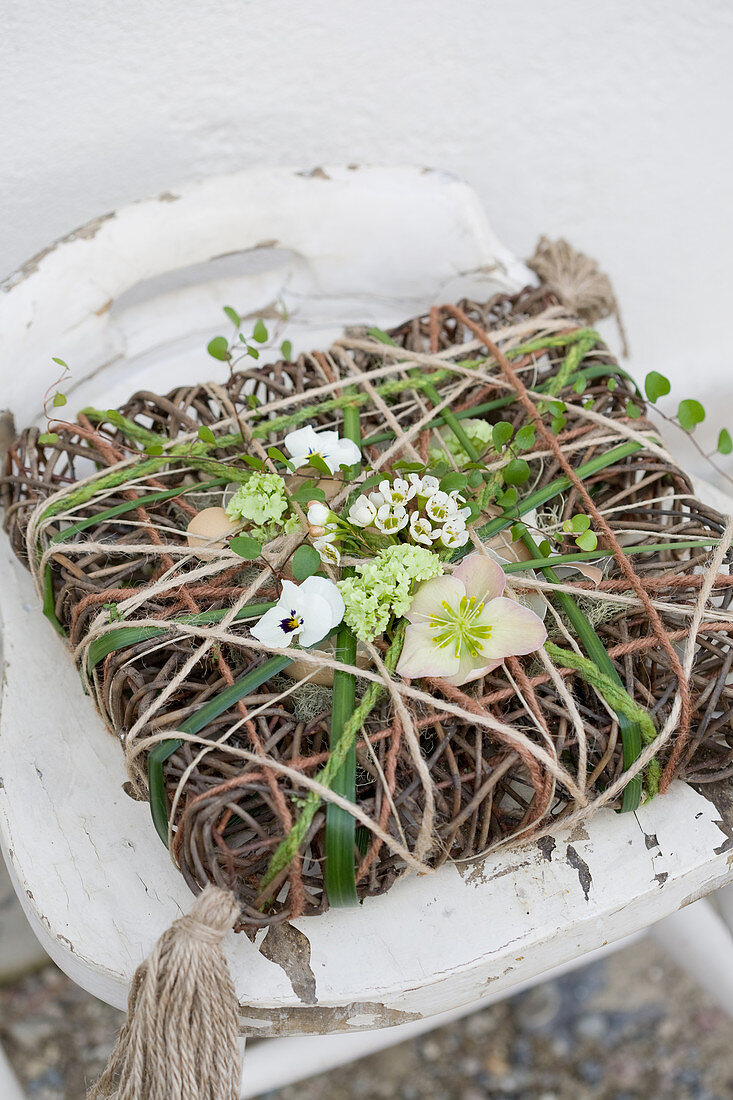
527, 236, 630, 355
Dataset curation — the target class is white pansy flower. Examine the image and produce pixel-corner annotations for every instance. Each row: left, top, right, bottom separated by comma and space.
284, 425, 361, 475
409, 514, 438, 547
374, 503, 409, 534
378, 478, 416, 506
409, 473, 440, 497
307, 500, 331, 527
439, 518, 470, 549
251, 576, 344, 649
348, 495, 377, 527
313, 537, 341, 565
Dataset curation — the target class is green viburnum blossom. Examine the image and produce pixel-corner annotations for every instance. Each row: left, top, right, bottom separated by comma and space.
225, 472, 290, 529
337, 544, 443, 642
429, 418, 494, 468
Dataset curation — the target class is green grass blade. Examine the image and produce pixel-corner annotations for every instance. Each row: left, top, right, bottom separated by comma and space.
86, 601, 276, 672
148, 653, 292, 845
501, 538, 721, 574
324, 389, 362, 906
325, 626, 359, 906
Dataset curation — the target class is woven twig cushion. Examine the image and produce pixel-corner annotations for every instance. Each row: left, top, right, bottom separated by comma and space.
3, 284, 733, 933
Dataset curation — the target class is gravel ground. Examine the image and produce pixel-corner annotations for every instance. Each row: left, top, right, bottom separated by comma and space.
2, 936, 733, 1099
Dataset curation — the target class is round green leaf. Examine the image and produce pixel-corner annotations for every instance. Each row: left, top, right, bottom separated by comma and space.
38, 432, 60, 446
145, 442, 164, 456
207, 336, 231, 361
440, 471, 468, 493
229, 536, 262, 560
571, 513, 591, 533
52, 392, 67, 407
292, 544, 322, 580
503, 458, 530, 486
492, 421, 513, 450
718, 428, 733, 455
498, 486, 518, 508
513, 425, 536, 451
253, 319, 269, 343
644, 370, 671, 403
551, 415, 567, 434
223, 305, 241, 327
677, 399, 705, 432
281, 340, 293, 360
625, 401, 642, 419
576, 530, 598, 552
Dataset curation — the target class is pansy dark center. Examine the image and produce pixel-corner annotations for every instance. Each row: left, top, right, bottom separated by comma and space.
279, 610, 303, 634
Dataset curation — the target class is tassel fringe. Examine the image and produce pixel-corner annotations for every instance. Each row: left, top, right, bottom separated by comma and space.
89, 886, 241, 1100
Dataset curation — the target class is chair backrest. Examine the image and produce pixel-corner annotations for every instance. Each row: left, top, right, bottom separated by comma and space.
0, 165, 532, 425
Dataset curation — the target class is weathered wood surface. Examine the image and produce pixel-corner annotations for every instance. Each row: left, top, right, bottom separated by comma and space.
1, 166, 731, 1037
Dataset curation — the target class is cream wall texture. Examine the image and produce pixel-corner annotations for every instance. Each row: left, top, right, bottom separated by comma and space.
2, 1, 732, 438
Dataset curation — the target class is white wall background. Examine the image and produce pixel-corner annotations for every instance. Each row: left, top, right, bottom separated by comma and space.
2, 0, 732, 445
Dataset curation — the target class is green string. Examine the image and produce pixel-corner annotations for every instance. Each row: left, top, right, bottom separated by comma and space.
544, 642, 661, 797
260, 622, 406, 895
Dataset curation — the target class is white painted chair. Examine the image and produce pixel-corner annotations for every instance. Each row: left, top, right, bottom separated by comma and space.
2, 166, 733, 1098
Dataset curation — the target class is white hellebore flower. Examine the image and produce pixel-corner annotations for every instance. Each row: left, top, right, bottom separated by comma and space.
397, 555, 547, 687
284, 426, 361, 475
307, 500, 331, 527
348, 495, 377, 527
251, 576, 344, 649
409, 513, 438, 547
374, 503, 409, 534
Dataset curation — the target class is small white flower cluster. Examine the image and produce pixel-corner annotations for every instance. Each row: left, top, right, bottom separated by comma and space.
306, 500, 341, 564
347, 474, 471, 549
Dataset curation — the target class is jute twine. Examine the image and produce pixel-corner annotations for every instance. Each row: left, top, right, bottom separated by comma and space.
3, 241, 733, 1099
88, 885, 241, 1100
527, 236, 630, 355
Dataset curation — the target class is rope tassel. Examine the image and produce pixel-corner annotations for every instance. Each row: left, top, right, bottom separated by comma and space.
89, 886, 241, 1100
